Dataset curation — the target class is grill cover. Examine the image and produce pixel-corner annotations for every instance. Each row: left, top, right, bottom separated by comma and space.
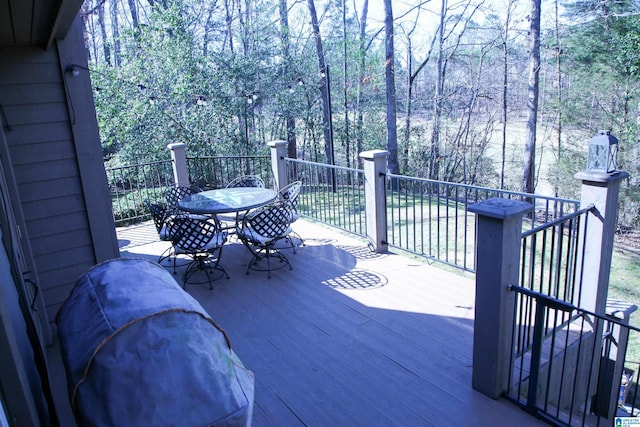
56, 258, 254, 427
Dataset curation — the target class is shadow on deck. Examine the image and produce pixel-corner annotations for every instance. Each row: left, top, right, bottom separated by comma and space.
51, 219, 546, 426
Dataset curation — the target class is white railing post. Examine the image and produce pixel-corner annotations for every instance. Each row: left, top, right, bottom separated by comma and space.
468, 198, 532, 399
574, 170, 629, 314
268, 140, 288, 190
574, 169, 628, 421
167, 143, 190, 187
359, 150, 388, 253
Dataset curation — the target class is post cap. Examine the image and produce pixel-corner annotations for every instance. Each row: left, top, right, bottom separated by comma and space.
359, 150, 389, 160
267, 140, 288, 147
468, 198, 532, 219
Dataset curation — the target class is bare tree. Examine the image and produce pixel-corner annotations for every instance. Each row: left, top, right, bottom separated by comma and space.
553, 0, 562, 198
522, 0, 541, 194
430, 0, 446, 180
279, 0, 297, 159
354, 0, 368, 168
224, 0, 235, 53
384, 0, 399, 174
307, 0, 335, 166
500, 0, 515, 189
429, 0, 482, 180
203, 3, 218, 58
401, 5, 431, 173
127, 0, 139, 30
342, 0, 350, 167
98, 1, 111, 65
111, 0, 122, 66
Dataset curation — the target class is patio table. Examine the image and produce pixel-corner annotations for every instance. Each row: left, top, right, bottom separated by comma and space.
177, 187, 277, 216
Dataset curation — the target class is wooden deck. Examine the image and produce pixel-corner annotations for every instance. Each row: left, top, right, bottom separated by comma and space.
49, 219, 546, 426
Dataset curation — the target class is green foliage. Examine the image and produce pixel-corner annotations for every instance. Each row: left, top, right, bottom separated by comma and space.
86, 0, 640, 228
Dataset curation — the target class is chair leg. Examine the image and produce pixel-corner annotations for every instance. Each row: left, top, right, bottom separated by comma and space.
183, 253, 228, 290
157, 246, 175, 270
265, 248, 271, 279
245, 244, 291, 278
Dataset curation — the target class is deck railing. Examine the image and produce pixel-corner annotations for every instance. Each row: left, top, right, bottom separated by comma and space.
508, 285, 638, 426
186, 155, 272, 190
106, 159, 174, 225
385, 174, 580, 272
282, 156, 580, 272
505, 206, 639, 426
108, 154, 581, 274
285, 158, 366, 236
519, 206, 595, 306
107, 155, 271, 226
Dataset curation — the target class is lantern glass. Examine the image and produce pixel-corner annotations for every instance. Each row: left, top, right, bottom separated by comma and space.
587, 130, 618, 173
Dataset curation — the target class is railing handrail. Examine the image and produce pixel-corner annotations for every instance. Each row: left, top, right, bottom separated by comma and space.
186, 155, 269, 160
106, 159, 173, 171
286, 157, 363, 174
386, 172, 580, 206
510, 284, 577, 312
508, 283, 640, 424
521, 204, 595, 238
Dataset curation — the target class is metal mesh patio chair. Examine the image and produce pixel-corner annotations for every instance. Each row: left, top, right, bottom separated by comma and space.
236, 201, 293, 278
164, 185, 202, 215
277, 181, 304, 251
165, 215, 229, 289
145, 200, 177, 269
225, 175, 265, 189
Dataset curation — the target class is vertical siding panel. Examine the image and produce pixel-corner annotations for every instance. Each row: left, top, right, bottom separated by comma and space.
56, 17, 119, 264
0, 18, 119, 333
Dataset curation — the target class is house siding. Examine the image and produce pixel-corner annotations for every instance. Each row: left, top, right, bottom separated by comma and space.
0, 18, 119, 332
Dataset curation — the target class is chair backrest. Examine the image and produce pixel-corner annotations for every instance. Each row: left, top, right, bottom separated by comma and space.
145, 201, 169, 235
166, 216, 224, 253
225, 175, 265, 189
243, 201, 291, 239
278, 181, 301, 212
165, 185, 202, 213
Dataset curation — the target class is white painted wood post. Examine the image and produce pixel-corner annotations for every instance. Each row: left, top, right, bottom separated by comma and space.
573, 169, 628, 421
574, 170, 629, 314
359, 150, 388, 253
600, 301, 637, 418
268, 140, 288, 190
167, 143, 190, 187
468, 198, 532, 399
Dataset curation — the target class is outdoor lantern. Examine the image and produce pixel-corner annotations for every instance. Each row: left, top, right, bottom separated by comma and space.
587, 130, 618, 173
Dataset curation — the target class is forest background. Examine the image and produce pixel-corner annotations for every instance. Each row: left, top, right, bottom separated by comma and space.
82, 0, 640, 229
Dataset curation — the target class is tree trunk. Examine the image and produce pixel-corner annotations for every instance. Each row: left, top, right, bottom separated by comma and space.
384, 0, 399, 174
127, 0, 139, 29
522, 0, 541, 194
403, 38, 413, 173
342, 0, 350, 168
554, 0, 562, 198
110, 0, 121, 67
307, 0, 334, 166
279, 0, 297, 159
97, 1, 111, 65
224, 0, 235, 53
355, 0, 368, 168
430, 0, 446, 181
80, 1, 95, 63
500, 0, 513, 189
203, 4, 216, 58
402, 9, 422, 174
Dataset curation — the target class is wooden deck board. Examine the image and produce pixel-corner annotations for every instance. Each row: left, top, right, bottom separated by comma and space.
48, 219, 546, 427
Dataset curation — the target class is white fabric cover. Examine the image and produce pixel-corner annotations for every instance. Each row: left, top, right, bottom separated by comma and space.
56, 258, 254, 427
